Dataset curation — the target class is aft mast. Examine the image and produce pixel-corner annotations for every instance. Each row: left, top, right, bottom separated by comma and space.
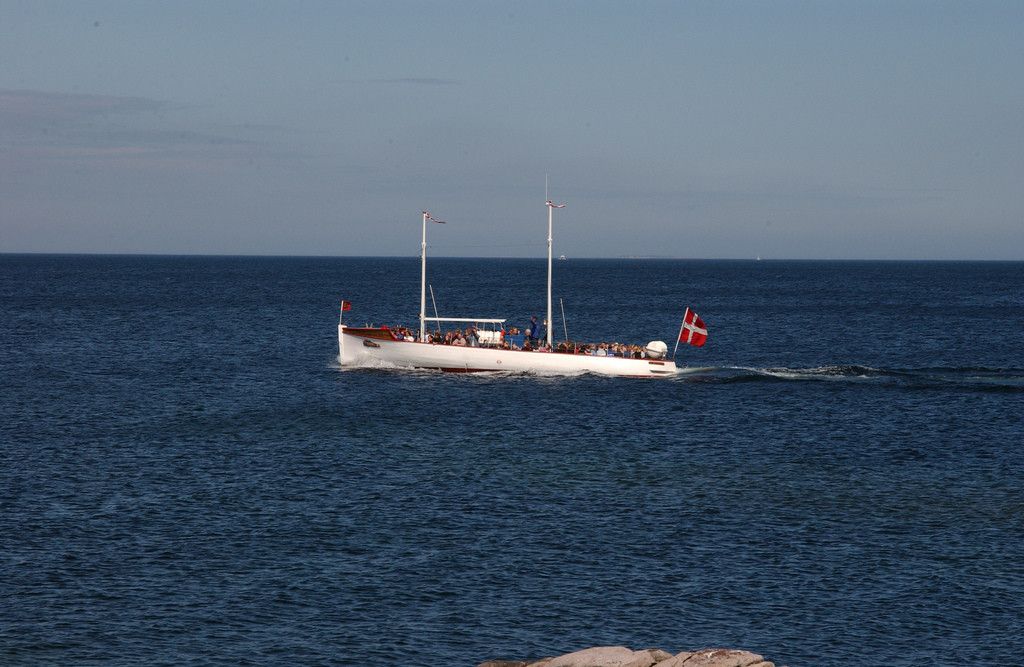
419, 210, 446, 341
546, 199, 565, 348
420, 211, 428, 341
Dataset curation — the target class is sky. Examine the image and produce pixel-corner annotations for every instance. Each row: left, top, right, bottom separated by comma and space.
1, 1, 1021, 259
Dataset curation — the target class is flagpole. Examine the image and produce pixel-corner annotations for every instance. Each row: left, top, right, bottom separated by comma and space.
420, 211, 428, 342
672, 320, 685, 360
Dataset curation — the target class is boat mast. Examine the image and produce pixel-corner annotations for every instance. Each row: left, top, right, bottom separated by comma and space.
420, 211, 428, 342
545, 199, 564, 347
547, 202, 553, 347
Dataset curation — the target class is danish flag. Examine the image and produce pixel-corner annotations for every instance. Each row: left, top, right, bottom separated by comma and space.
679, 308, 707, 347
547, 201, 565, 208
423, 211, 445, 224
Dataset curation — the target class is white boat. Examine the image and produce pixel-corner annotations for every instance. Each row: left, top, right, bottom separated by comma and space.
338, 202, 706, 377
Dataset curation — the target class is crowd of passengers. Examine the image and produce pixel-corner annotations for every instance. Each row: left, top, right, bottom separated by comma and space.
390, 325, 652, 357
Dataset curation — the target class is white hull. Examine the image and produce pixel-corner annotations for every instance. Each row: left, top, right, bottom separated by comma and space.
339, 325, 678, 377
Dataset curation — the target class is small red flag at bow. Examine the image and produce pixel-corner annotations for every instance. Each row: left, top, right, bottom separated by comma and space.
341, 301, 352, 311
679, 308, 707, 347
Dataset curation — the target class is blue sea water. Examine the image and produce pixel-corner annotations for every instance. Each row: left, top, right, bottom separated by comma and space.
2, 254, 1023, 666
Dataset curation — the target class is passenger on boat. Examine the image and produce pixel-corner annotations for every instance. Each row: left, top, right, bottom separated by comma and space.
526, 317, 541, 345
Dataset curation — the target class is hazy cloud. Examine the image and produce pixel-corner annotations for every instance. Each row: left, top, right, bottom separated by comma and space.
0, 89, 256, 163
342, 78, 461, 86
0, 89, 166, 127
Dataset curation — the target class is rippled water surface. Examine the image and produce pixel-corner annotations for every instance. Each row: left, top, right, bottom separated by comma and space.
2, 255, 1023, 665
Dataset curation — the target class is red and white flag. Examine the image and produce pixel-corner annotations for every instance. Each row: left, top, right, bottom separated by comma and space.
547, 201, 565, 208
678, 308, 707, 347
423, 211, 446, 223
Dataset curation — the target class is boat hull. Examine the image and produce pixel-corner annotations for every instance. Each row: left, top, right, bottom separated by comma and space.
339, 325, 678, 377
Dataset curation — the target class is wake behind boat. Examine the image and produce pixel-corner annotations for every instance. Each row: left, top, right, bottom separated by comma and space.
338, 202, 707, 377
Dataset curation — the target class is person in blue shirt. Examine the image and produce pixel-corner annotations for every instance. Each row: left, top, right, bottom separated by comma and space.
527, 316, 542, 346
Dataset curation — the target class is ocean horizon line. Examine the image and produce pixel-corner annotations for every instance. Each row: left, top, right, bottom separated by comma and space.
3, 251, 1021, 263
